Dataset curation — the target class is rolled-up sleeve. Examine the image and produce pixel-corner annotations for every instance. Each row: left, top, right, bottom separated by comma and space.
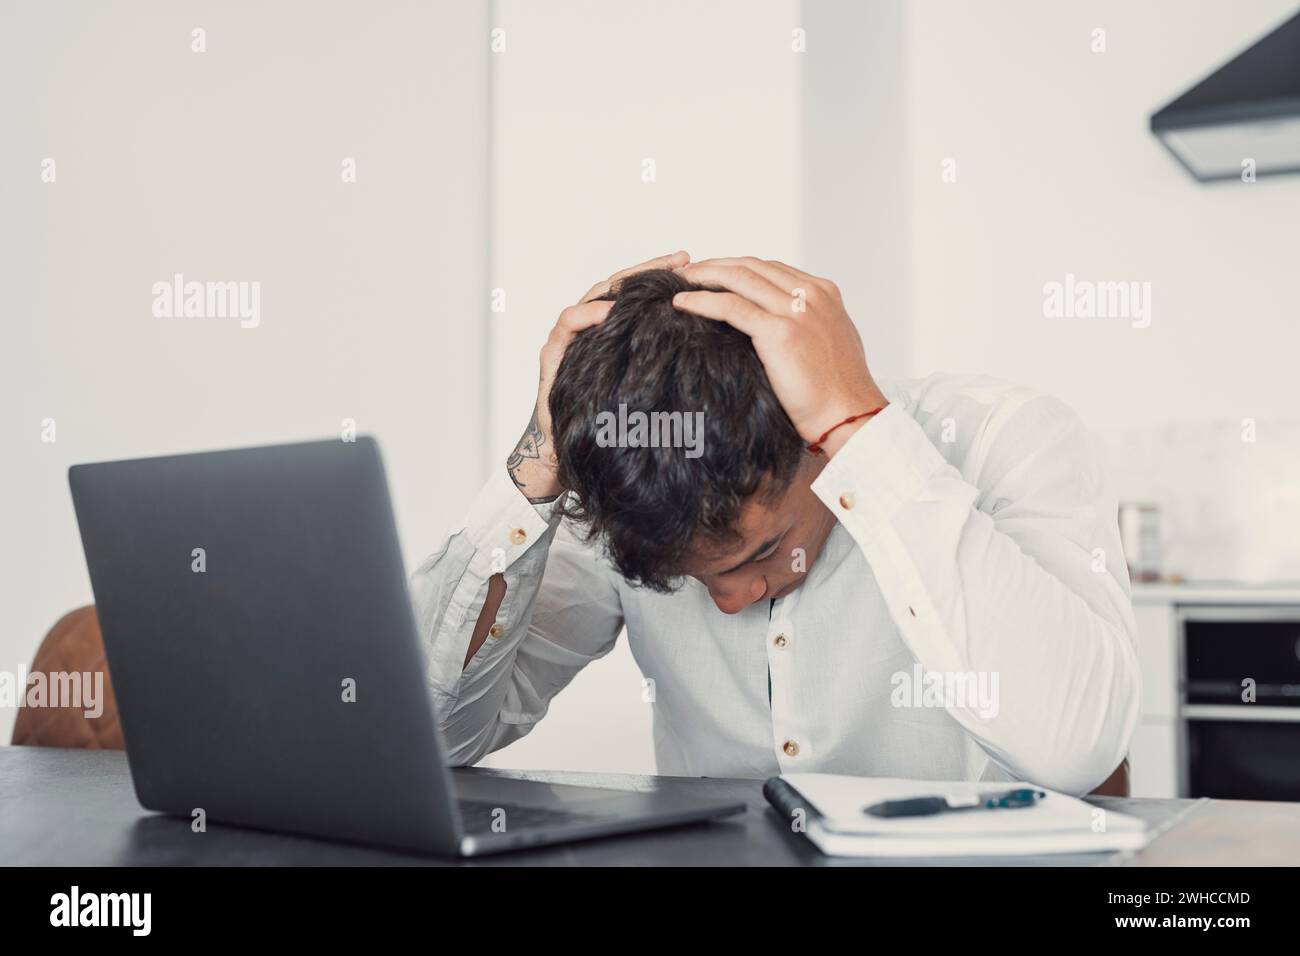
410, 467, 623, 765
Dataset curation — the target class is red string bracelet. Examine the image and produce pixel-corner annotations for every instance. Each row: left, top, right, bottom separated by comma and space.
806, 404, 888, 455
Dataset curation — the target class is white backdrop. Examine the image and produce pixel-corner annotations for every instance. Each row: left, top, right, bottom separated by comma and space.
480, 0, 803, 773
893, 0, 1300, 582
5, 0, 1297, 766
0, 0, 491, 743
481, 0, 1300, 770
900, 0, 1300, 432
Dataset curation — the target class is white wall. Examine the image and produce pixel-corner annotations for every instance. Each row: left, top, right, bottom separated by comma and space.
802, 0, 1300, 581
0, 0, 490, 743
898, 0, 1300, 581
8, 0, 1294, 767
488, 0, 1300, 772
902, 0, 1300, 434
482, 0, 802, 773
801, 0, 910, 376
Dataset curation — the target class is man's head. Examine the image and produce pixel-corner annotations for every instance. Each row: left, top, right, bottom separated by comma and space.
550, 268, 838, 613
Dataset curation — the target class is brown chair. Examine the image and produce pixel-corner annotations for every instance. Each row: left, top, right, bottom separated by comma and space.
9, 604, 1132, 795
10, 606, 124, 750
1091, 757, 1130, 797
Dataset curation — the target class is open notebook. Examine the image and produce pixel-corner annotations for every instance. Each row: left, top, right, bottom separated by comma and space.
764, 774, 1149, 858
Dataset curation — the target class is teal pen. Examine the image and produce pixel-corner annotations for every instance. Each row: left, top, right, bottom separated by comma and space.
864, 787, 1048, 818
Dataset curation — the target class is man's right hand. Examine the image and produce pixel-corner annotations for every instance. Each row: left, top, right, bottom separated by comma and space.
506, 250, 690, 503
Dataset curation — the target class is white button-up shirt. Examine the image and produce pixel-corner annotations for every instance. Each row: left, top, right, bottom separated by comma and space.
412, 373, 1141, 795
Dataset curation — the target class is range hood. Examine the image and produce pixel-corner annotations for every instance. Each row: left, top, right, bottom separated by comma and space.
1151, 10, 1300, 182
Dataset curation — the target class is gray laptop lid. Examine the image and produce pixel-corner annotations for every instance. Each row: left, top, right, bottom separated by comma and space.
69, 438, 461, 855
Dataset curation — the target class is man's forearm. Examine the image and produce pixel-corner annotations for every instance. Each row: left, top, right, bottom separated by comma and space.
410, 459, 564, 762
812, 398, 1141, 794
507, 408, 563, 504
463, 413, 563, 668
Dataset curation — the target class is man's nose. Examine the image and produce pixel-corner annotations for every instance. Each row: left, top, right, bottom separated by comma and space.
707, 575, 767, 615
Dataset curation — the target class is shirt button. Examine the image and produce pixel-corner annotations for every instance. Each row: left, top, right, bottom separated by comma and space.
773, 633, 789, 648
783, 739, 800, 757
839, 492, 856, 510
509, 527, 527, 545
488, 623, 503, 638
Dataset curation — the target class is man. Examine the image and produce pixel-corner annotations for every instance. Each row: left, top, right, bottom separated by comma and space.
411, 252, 1140, 794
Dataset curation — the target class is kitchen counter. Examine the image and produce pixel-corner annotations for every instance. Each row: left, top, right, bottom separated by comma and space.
1132, 582, 1300, 605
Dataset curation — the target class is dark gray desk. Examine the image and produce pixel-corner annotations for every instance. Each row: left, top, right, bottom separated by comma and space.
3, 747, 1297, 866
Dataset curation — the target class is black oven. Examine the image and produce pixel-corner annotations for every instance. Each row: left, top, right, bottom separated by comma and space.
1182, 607, 1300, 801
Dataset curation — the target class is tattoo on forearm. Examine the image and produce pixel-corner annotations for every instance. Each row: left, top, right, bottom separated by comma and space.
507, 409, 560, 503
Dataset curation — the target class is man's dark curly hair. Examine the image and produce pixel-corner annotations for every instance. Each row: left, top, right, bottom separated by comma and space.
549, 268, 804, 592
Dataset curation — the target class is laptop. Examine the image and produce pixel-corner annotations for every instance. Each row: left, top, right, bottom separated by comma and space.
68, 438, 744, 856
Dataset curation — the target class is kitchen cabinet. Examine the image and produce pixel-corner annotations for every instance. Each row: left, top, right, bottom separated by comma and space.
1130, 584, 1300, 799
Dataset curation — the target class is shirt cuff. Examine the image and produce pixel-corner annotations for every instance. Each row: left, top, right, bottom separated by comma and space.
810, 401, 949, 522
459, 465, 562, 579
